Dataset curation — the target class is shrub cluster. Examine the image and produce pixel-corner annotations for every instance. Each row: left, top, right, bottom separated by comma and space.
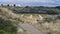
0, 17, 17, 34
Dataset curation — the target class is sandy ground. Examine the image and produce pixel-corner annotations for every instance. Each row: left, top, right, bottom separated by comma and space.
20, 23, 43, 34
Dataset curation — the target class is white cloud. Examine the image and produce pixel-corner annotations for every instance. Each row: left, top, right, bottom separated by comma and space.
17, 0, 55, 3
0, 0, 14, 2
0, 0, 59, 3
0, 0, 53, 2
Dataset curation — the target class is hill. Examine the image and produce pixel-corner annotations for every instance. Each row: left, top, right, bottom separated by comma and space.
7, 6, 60, 34
1, 6, 60, 34
8, 6, 60, 14
0, 7, 26, 34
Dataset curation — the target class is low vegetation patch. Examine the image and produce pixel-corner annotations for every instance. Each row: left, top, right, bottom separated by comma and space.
0, 7, 27, 34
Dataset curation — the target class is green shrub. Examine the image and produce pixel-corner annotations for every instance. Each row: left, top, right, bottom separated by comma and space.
44, 18, 52, 23
44, 16, 54, 23
0, 17, 17, 34
0, 30, 11, 34
47, 32, 51, 34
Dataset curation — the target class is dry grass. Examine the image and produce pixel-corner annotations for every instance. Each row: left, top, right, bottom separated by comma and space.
33, 20, 60, 34
19, 14, 41, 23
0, 7, 26, 34
0, 7, 60, 34
0, 7, 19, 18
19, 14, 60, 34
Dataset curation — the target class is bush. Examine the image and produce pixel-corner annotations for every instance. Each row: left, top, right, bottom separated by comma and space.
47, 31, 51, 34
57, 14, 60, 19
55, 6, 60, 9
44, 16, 54, 23
0, 17, 17, 34
0, 30, 11, 34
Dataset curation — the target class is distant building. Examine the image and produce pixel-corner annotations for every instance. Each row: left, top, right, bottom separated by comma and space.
1, 4, 7, 6
0, 4, 21, 7
9, 4, 14, 6
15, 4, 21, 7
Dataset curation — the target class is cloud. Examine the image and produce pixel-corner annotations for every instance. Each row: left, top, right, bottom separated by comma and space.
16, 0, 55, 3
0, 0, 56, 3
0, 0, 60, 6
0, 0, 60, 3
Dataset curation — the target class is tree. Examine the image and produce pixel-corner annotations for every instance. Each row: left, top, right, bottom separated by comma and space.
55, 6, 60, 9
25, 6, 30, 8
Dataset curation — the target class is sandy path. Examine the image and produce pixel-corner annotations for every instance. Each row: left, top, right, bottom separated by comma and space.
20, 23, 43, 34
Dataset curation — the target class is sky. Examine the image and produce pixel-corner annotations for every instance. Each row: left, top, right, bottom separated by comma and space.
0, 0, 60, 6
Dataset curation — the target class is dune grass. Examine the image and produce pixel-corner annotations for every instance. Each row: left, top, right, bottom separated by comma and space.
18, 14, 60, 34
0, 7, 27, 34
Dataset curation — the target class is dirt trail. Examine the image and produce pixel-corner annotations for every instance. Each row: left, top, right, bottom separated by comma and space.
20, 23, 43, 34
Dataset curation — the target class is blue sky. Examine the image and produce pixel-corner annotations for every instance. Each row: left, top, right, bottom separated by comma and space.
0, 0, 60, 6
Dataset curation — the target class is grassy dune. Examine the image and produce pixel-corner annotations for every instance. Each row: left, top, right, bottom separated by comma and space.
18, 14, 60, 34
0, 7, 26, 34
0, 7, 60, 34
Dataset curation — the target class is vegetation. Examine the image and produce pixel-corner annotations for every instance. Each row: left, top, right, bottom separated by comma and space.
8, 6, 60, 14
0, 6, 60, 34
55, 6, 60, 9
0, 7, 26, 34
17, 14, 60, 34
0, 17, 17, 34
